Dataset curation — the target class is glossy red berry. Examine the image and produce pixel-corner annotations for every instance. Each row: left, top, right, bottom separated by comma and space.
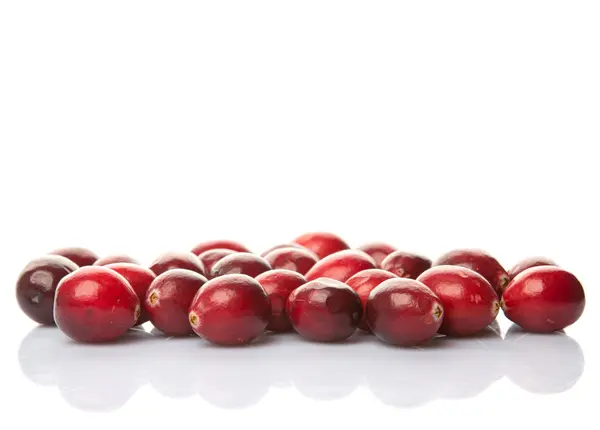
345, 269, 398, 331
144, 269, 208, 336
305, 250, 376, 283
105, 263, 156, 325
292, 232, 350, 259
210, 252, 272, 278
263, 247, 318, 275
94, 254, 139, 266
417, 265, 500, 337
197, 249, 237, 279
191, 240, 250, 256
357, 242, 397, 268
189, 274, 271, 345
501, 266, 585, 333
149, 251, 206, 277
54, 266, 140, 342
381, 251, 432, 279
260, 243, 316, 258
286, 278, 362, 342
508, 257, 557, 280
435, 249, 508, 297
16, 255, 79, 325
49, 247, 99, 267
255, 269, 307, 332
366, 278, 444, 346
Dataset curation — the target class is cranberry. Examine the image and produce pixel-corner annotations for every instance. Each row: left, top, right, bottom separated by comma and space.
191, 240, 250, 256
435, 249, 509, 296
94, 254, 139, 266
381, 251, 432, 279
197, 249, 237, 278
357, 242, 397, 267
292, 232, 350, 259
189, 274, 271, 345
366, 278, 444, 346
210, 252, 272, 278
149, 251, 206, 277
286, 278, 362, 342
16, 255, 79, 325
345, 269, 398, 331
54, 266, 140, 342
501, 266, 585, 333
144, 269, 208, 336
50, 247, 99, 267
255, 269, 307, 332
105, 263, 156, 325
263, 246, 318, 275
261, 243, 316, 258
417, 265, 499, 337
508, 256, 557, 280
305, 249, 376, 283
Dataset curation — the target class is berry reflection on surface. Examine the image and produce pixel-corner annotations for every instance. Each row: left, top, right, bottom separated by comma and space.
18, 321, 585, 412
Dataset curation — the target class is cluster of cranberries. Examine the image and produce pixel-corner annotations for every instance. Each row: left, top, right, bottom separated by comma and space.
15, 233, 586, 346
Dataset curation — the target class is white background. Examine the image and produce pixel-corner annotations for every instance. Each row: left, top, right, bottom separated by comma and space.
0, 1, 598, 429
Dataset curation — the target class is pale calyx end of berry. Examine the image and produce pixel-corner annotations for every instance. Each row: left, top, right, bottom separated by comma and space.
189, 312, 199, 328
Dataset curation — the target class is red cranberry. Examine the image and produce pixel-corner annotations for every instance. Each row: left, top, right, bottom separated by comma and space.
191, 240, 250, 256
144, 269, 207, 336
263, 247, 318, 275
50, 247, 99, 267
305, 249, 376, 283
189, 274, 271, 345
292, 232, 350, 259
16, 255, 79, 325
357, 242, 397, 267
149, 251, 206, 277
381, 251, 432, 279
508, 256, 557, 280
345, 269, 398, 331
210, 252, 272, 278
94, 254, 139, 266
255, 269, 307, 332
366, 278, 444, 346
417, 265, 499, 337
261, 243, 316, 258
54, 266, 140, 342
105, 263, 156, 325
435, 249, 509, 296
286, 278, 362, 342
197, 249, 237, 278
501, 266, 585, 333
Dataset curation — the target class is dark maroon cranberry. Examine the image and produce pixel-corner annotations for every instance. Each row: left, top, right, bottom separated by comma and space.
145, 269, 207, 336
366, 278, 444, 346
260, 243, 317, 258
50, 247, 99, 267
210, 252, 272, 278
435, 249, 508, 297
54, 266, 140, 342
191, 240, 250, 256
508, 257, 557, 280
189, 274, 271, 345
149, 251, 206, 277
305, 250, 376, 282
381, 251, 432, 279
16, 255, 79, 325
197, 249, 237, 279
345, 269, 398, 331
105, 263, 156, 325
286, 278, 362, 342
94, 254, 139, 266
263, 247, 318, 275
357, 242, 397, 268
292, 232, 350, 259
255, 269, 307, 332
